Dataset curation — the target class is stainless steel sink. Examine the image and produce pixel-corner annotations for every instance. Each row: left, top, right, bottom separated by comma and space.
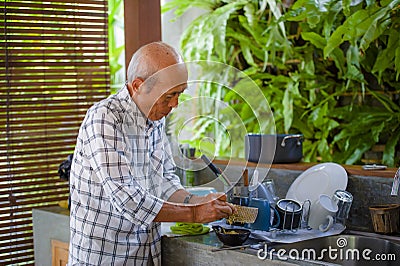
269, 234, 400, 265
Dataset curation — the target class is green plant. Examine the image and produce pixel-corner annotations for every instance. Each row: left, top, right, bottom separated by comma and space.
163, 0, 400, 166
108, 0, 125, 93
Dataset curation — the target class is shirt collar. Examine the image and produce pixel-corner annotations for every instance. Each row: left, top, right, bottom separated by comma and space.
119, 86, 164, 130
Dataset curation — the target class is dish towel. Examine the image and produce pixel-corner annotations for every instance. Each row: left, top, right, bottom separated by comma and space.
170, 222, 210, 235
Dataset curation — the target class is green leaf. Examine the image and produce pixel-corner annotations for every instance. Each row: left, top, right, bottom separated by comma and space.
212, 2, 247, 62
243, 3, 256, 27
396, 46, 400, 81
371, 122, 385, 142
372, 30, 398, 76
330, 48, 346, 77
309, 103, 328, 128
368, 89, 400, 113
161, 0, 215, 16
325, 1, 400, 57
301, 32, 326, 49
266, 0, 286, 36
317, 138, 331, 161
383, 128, 400, 167
303, 141, 318, 162
345, 141, 372, 165
342, 0, 351, 16
239, 40, 256, 67
283, 85, 293, 133
291, 118, 314, 139
239, 103, 254, 121
190, 117, 214, 140
323, 9, 368, 57
359, 14, 391, 54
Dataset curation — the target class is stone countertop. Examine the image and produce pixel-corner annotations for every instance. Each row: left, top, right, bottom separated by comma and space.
35, 207, 400, 265
161, 222, 325, 266
29, 209, 352, 265
33, 208, 308, 265
32, 206, 71, 266
161, 229, 322, 266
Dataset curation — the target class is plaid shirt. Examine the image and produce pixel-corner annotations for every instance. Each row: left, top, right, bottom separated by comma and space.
68, 87, 183, 265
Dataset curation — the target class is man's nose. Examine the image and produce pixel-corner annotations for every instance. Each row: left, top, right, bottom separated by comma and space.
168, 96, 179, 108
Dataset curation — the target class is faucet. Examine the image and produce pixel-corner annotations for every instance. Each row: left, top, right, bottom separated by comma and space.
390, 167, 400, 196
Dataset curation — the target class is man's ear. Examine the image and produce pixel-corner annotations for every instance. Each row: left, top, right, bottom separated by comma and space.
127, 78, 144, 96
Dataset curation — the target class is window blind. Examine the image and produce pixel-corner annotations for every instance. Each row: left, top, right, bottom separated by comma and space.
0, 0, 110, 264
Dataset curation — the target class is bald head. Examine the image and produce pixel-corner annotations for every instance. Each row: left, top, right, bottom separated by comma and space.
126, 42, 188, 121
126, 42, 184, 85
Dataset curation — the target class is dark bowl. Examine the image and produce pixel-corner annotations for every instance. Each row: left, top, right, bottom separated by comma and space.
212, 225, 251, 246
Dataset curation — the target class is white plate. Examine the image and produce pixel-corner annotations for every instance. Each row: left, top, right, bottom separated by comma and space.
286, 163, 348, 205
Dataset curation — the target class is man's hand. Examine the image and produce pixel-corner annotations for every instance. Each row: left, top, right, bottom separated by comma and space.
192, 192, 236, 223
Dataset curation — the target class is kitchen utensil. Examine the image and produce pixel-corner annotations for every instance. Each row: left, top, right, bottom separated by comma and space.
226, 204, 258, 224
286, 162, 348, 206
200, 154, 232, 186
332, 189, 353, 225
391, 167, 400, 197
227, 197, 250, 226
362, 164, 387, 170
249, 170, 259, 199
369, 204, 400, 234
262, 179, 279, 204
248, 198, 280, 231
211, 244, 252, 252
230, 196, 249, 206
249, 171, 278, 204
245, 134, 303, 163
211, 241, 267, 252
228, 168, 249, 199
276, 199, 302, 231
308, 194, 338, 232
212, 226, 251, 246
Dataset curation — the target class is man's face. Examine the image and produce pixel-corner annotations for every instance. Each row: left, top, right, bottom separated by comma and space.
133, 63, 188, 121
147, 83, 186, 121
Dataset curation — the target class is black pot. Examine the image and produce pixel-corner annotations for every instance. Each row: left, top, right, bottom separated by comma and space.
245, 134, 303, 163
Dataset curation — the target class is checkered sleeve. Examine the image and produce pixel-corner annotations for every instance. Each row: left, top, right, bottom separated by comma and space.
84, 112, 163, 227
160, 130, 184, 201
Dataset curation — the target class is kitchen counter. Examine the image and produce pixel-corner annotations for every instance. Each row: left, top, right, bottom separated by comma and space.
33, 154, 400, 265
160, 222, 327, 265
32, 206, 70, 266
161, 230, 323, 266
33, 207, 312, 265
33, 206, 400, 266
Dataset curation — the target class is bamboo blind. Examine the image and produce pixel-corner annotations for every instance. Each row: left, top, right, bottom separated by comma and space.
0, 0, 110, 264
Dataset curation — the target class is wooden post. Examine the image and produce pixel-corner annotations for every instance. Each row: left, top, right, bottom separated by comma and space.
124, 0, 161, 70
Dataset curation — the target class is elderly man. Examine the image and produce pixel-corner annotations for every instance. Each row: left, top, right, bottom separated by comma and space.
68, 42, 234, 265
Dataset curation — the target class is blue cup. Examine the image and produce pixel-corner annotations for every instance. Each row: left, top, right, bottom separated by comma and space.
248, 198, 280, 231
